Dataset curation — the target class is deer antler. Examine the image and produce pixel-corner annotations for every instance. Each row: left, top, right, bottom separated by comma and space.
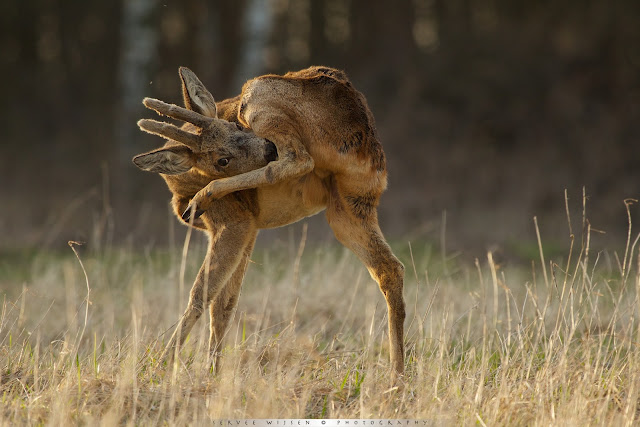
138, 97, 215, 150
143, 98, 213, 128
137, 119, 201, 150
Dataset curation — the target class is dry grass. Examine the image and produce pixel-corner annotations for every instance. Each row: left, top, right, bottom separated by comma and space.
2, 199, 640, 424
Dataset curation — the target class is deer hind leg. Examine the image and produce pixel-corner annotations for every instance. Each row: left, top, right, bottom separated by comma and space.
208, 232, 257, 373
160, 221, 255, 365
326, 185, 405, 378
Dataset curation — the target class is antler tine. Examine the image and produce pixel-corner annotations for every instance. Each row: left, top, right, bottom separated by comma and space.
143, 97, 213, 129
138, 119, 200, 150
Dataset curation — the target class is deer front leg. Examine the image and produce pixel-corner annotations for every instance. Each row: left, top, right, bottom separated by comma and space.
160, 220, 255, 365
182, 133, 313, 221
208, 231, 257, 373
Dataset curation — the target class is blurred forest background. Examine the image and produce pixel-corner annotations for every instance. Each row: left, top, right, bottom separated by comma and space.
1, 0, 639, 254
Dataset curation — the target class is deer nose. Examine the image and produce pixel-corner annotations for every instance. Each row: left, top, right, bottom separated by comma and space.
264, 140, 278, 163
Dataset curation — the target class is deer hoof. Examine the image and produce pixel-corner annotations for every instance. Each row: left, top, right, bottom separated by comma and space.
182, 207, 205, 222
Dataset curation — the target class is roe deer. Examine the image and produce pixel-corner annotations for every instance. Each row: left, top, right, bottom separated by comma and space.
134, 66, 405, 378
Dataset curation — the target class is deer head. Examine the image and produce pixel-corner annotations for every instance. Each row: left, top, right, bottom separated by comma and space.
133, 67, 277, 178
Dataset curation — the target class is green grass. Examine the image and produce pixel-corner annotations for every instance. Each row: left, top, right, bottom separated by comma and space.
2, 209, 640, 424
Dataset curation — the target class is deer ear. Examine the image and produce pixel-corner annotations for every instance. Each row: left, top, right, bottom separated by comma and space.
132, 145, 194, 175
179, 67, 218, 118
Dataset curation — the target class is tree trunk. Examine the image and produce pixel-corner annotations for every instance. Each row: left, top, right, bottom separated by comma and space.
114, 0, 158, 211
115, 0, 158, 167
233, 0, 273, 89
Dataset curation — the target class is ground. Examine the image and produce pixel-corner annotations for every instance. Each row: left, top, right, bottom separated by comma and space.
1, 207, 640, 424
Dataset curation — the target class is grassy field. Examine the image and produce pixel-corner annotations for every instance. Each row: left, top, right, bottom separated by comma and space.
2, 204, 640, 424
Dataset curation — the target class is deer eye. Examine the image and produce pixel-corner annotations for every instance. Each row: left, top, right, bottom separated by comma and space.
235, 122, 243, 131
217, 157, 230, 167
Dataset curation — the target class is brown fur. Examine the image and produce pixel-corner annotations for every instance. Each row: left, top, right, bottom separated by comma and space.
134, 66, 405, 379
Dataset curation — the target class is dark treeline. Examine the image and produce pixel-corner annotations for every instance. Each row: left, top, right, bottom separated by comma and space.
1, 0, 639, 250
